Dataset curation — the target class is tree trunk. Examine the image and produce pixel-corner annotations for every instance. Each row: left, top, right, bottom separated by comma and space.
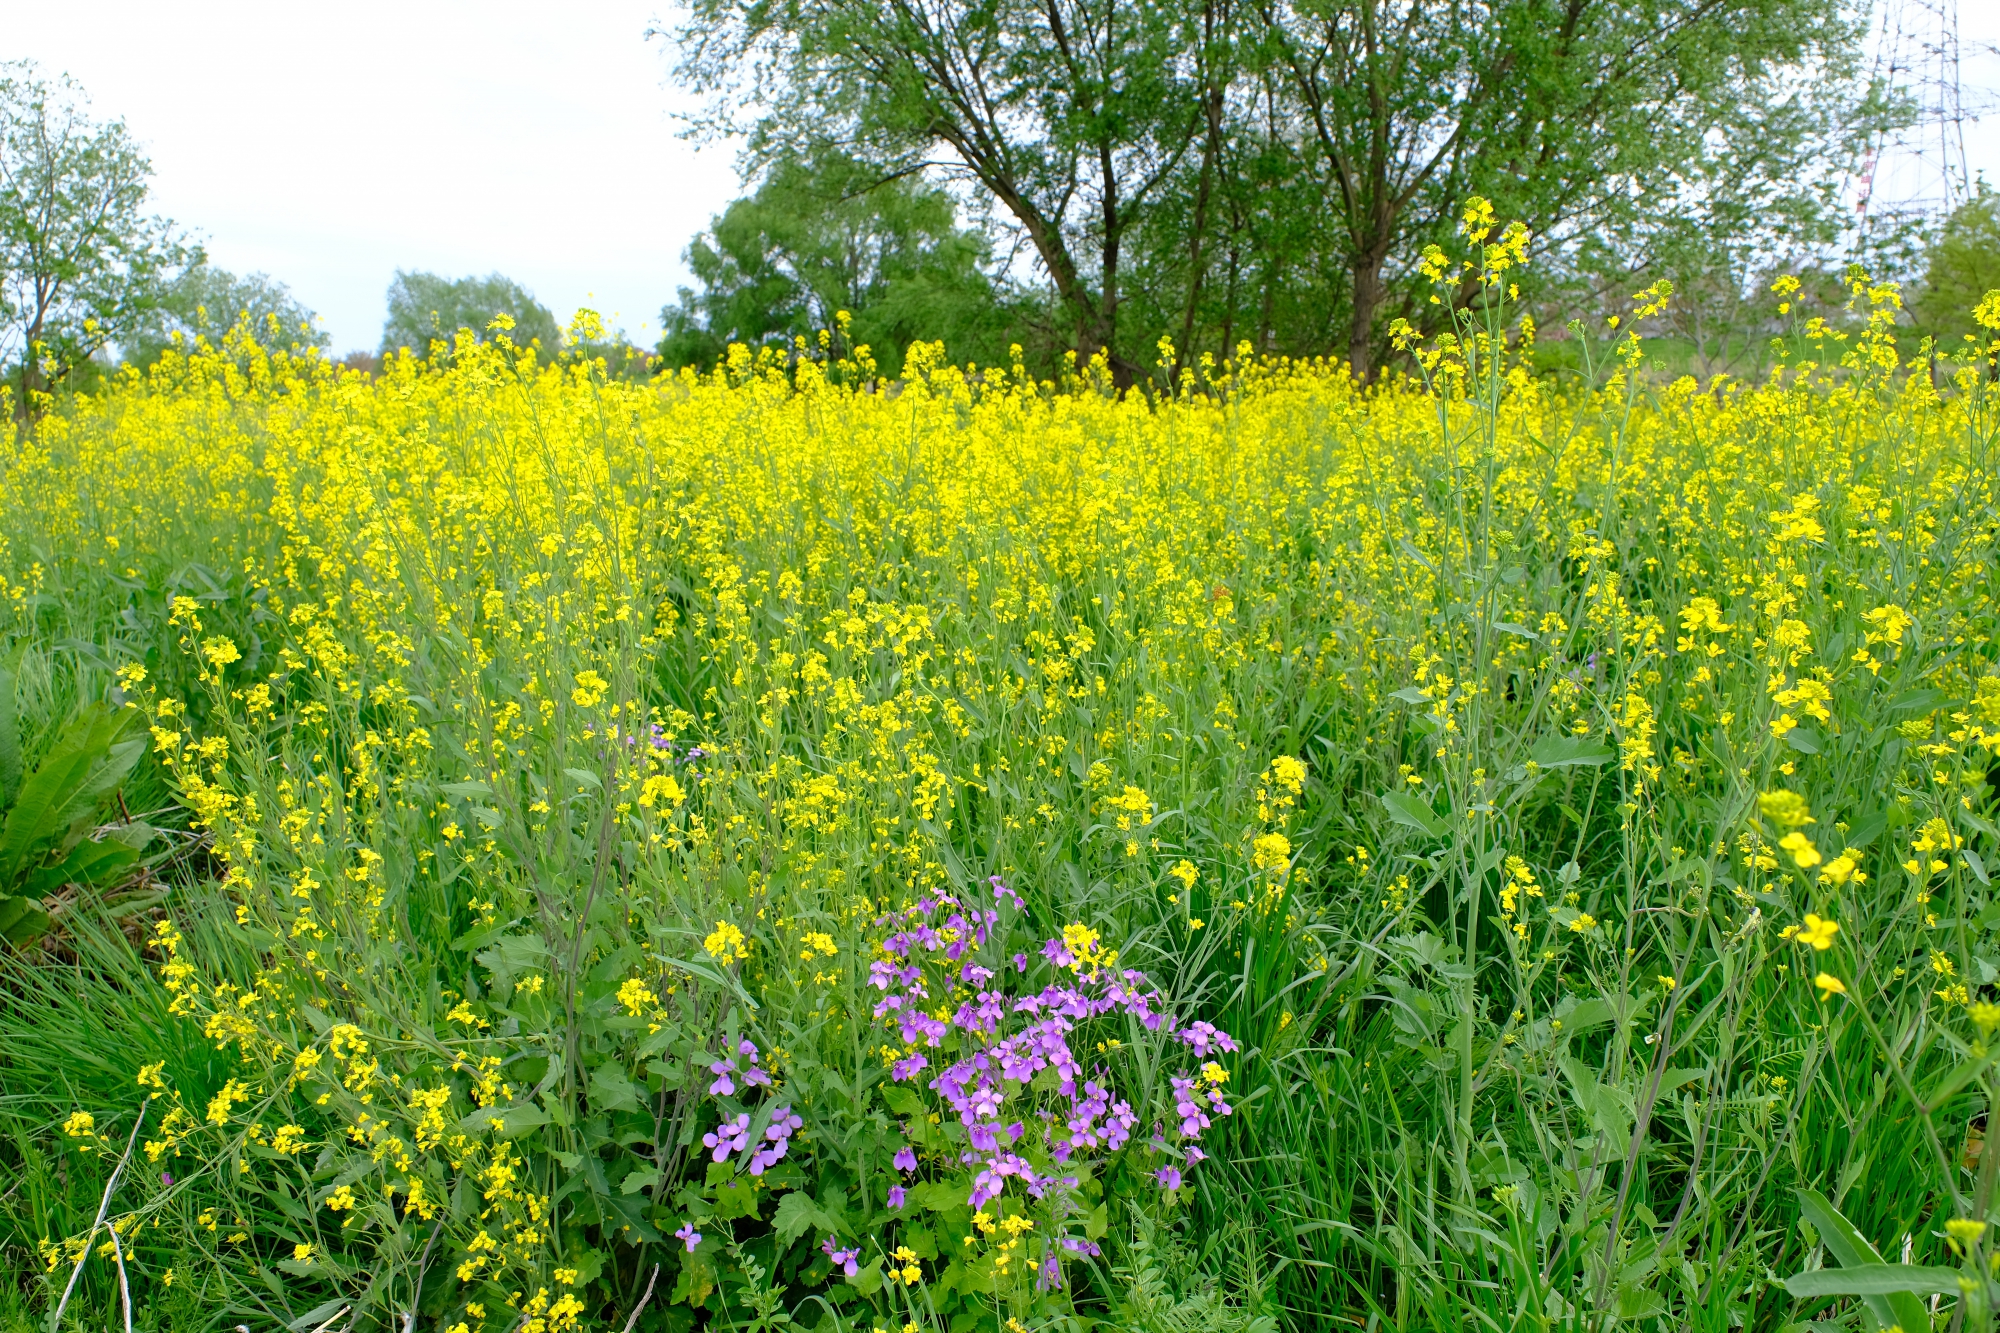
1347, 247, 1387, 381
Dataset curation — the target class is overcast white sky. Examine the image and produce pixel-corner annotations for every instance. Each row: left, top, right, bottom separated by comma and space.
6, 2, 741, 354
7, 2, 2000, 355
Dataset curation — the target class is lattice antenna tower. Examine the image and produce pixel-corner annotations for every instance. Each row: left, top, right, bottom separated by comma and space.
1852, 0, 1971, 229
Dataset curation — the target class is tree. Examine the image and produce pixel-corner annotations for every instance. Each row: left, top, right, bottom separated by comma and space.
1913, 185, 2000, 345
666, 0, 1880, 379
668, 0, 1217, 382
657, 149, 1016, 376
122, 263, 329, 369
380, 271, 561, 360
1244, 0, 1879, 377
0, 62, 192, 419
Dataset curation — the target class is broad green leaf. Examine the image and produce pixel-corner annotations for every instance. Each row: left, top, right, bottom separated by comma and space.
1783, 1264, 1961, 1298
0, 893, 52, 945
586, 1063, 643, 1113
1381, 791, 1447, 838
1529, 736, 1615, 768
1793, 1188, 1935, 1332
771, 1188, 846, 1242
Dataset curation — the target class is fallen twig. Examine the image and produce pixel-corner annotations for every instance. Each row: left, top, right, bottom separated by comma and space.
620, 1264, 661, 1333
49, 1098, 147, 1333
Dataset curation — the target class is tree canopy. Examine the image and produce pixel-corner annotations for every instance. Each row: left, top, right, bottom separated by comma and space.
666, 0, 1886, 378
122, 263, 328, 369
380, 270, 561, 360
1914, 186, 2000, 346
0, 61, 191, 418
657, 149, 1016, 378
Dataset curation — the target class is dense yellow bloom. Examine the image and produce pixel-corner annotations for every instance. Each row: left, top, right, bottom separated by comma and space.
704, 922, 748, 964
1252, 832, 1292, 872
616, 978, 655, 1015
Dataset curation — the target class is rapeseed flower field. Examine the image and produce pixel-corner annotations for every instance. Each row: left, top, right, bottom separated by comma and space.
4, 226, 2000, 1331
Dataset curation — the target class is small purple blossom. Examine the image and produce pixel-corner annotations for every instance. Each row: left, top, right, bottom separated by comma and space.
747, 1105, 803, 1175
703, 1113, 751, 1163
675, 1223, 702, 1252
887, 1184, 907, 1209
821, 1236, 861, 1276
1155, 1167, 1183, 1190
893, 1146, 918, 1172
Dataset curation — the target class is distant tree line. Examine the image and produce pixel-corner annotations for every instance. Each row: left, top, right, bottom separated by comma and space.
8, 31, 2000, 411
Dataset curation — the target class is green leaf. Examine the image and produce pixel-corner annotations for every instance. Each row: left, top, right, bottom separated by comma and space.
882, 1086, 925, 1117
0, 662, 20, 810
442, 780, 493, 798
0, 705, 141, 884
1381, 791, 1447, 838
847, 1255, 885, 1295
1389, 686, 1430, 704
1784, 726, 1822, 755
586, 1063, 643, 1114
458, 1101, 549, 1138
0, 893, 52, 945
1529, 736, 1615, 768
771, 1189, 847, 1242
1887, 688, 1946, 715
1783, 1265, 1962, 1298
1792, 1188, 1936, 1332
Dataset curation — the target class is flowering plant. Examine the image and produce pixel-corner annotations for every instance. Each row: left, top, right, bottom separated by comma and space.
679, 878, 1236, 1324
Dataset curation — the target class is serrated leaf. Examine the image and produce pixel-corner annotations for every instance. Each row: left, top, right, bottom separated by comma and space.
587, 1063, 643, 1113
771, 1189, 845, 1242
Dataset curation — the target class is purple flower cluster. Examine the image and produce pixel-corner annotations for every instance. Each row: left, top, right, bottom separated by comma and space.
708, 1038, 772, 1095
701, 1100, 803, 1176
868, 880, 1237, 1222
698, 1037, 800, 1175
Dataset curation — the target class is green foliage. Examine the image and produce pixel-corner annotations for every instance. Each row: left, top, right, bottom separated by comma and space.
1915, 185, 2000, 345
657, 149, 1017, 379
0, 660, 156, 946
0, 61, 194, 419
121, 264, 329, 371
665, 0, 1885, 377
380, 270, 562, 360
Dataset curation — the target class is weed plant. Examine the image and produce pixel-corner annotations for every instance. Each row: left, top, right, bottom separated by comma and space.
2, 208, 1999, 1332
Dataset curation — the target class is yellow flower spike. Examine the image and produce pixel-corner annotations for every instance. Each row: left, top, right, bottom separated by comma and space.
1947, 1218, 1987, 1256
1757, 790, 1814, 828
